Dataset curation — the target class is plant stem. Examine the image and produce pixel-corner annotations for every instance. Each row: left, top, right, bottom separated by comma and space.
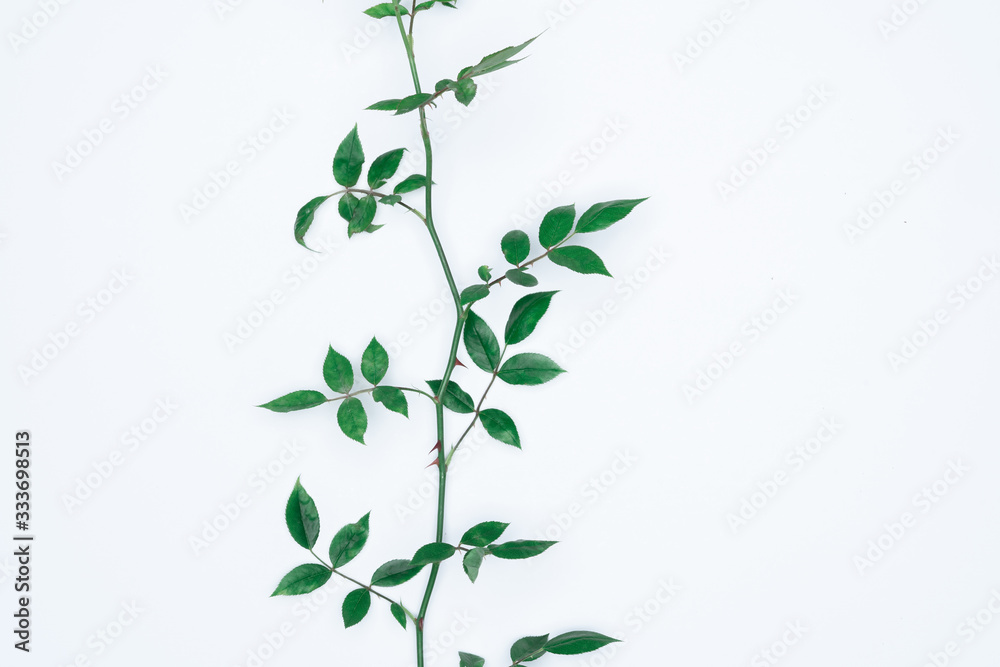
308, 549, 407, 612
444, 344, 507, 466
392, 7, 465, 667
487, 232, 579, 288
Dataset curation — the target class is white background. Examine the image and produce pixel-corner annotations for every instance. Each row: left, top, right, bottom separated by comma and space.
2, 0, 1000, 665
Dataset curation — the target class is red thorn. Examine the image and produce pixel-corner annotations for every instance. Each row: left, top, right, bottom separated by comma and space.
454, 358, 466, 368
426, 457, 439, 469
428, 440, 441, 454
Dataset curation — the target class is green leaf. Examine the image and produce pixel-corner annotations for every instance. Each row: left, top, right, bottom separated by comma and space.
544, 631, 621, 655
338, 191, 359, 222
258, 390, 327, 413
294, 195, 331, 250
504, 291, 557, 345
426, 379, 475, 414
390, 602, 407, 629
285, 478, 321, 550
333, 125, 365, 188
460, 521, 510, 547
337, 397, 367, 444
504, 268, 538, 287
455, 78, 477, 106
538, 204, 575, 248
394, 174, 428, 194
497, 353, 565, 386
410, 542, 457, 567
342, 588, 371, 628
329, 512, 370, 568
479, 409, 520, 448
368, 148, 406, 189
372, 386, 408, 417
489, 540, 556, 560
371, 559, 425, 587
460, 284, 490, 306
348, 195, 377, 237
501, 230, 530, 266
510, 634, 549, 663
468, 35, 539, 78
575, 198, 647, 233
363, 3, 408, 18
478, 265, 492, 282
395, 92, 434, 115
462, 547, 486, 583
459, 652, 486, 667
416, 0, 456, 11
548, 246, 611, 277
379, 194, 402, 206
367, 98, 402, 112
271, 564, 332, 596
463, 311, 501, 373
361, 337, 389, 385
435, 78, 455, 92
323, 346, 354, 394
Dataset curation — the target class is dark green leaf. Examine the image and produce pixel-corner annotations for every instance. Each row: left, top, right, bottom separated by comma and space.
348, 195, 377, 237
338, 191, 359, 223
510, 634, 549, 663
395, 93, 434, 115
294, 195, 331, 250
342, 588, 371, 628
333, 125, 365, 187
394, 174, 428, 194
468, 35, 539, 78
462, 547, 486, 583
379, 194, 402, 206
501, 230, 530, 266
459, 652, 486, 667
371, 559, 425, 587
497, 353, 565, 386
258, 390, 327, 413
479, 409, 520, 448
548, 246, 611, 277
367, 98, 402, 112
363, 3, 408, 18
323, 346, 354, 394
285, 478, 321, 549
337, 397, 367, 444
329, 512, 370, 568
463, 311, 501, 373
538, 204, 576, 248
460, 284, 490, 306
368, 148, 406, 189
372, 386, 408, 417
455, 78, 477, 106
504, 291, 557, 345
460, 521, 509, 547
478, 265, 492, 282
271, 564, 331, 596
426, 379, 475, 414
489, 540, 556, 560
410, 542, 457, 567
575, 198, 647, 233
545, 631, 620, 655
505, 268, 538, 287
390, 602, 407, 629
435, 78, 455, 92
361, 337, 389, 384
